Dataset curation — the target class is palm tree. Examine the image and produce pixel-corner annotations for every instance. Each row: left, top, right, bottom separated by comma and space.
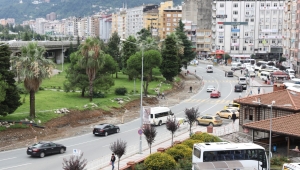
11, 42, 55, 118
79, 37, 105, 102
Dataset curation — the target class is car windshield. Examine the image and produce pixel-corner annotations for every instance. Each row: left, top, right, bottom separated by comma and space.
95, 125, 106, 128
207, 85, 214, 88
32, 143, 44, 147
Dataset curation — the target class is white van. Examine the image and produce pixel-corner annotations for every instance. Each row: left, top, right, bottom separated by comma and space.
149, 107, 171, 126
231, 62, 241, 70
260, 71, 271, 81
206, 65, 213, 73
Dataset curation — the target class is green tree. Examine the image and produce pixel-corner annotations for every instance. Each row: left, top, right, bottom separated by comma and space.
0, 43, 21, 116
127, 50, 162, 96
78, 37, 105, 102
11, 42, 54, 118
160, 34, 180, 82
106, 32, 121, 78
137, 28, 151, 42
176, 19, 196, 70
121, 36, 138, 79
23, 32, 30, 41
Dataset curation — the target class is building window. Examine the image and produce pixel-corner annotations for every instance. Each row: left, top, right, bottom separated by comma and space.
231, 46, 234, 50
167, 14, 171, 17
173, 14, 177, 17
220, 3, 224, 7
233, 18, 237, 22
233, 39, 237, 43
236, 46, 239, 50
219, 25, 223, 29
245, 32, 249, 36
274, 3, 277, 7
272, 40, 276, 43
246, 3, 250, 8
233, 3, 238, 8
219, 32, 223, 36
219, 39, 223, 43
233, 11, 238, 15
266, 3, 270, 7
167, 23, 171, 26
261, 3, 264, 7
205, 32, 210, 36
205, 44, 210, 48
245, 19, 249, 22
173, 18, 177, 22
243, 46, 247, 50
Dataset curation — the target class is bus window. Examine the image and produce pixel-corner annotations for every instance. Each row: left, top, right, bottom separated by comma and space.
194, 148, 201, 159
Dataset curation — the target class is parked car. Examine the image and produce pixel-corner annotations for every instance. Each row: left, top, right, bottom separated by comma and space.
27, 141, 66, 158
216, 109, 239, 119
93, 123, 120, 136
197, 115, 223, 126
234, 84, 243, 92
206, 85, 215, 92
250, 72, 256, 77
226, 71, 234, 77
224, 103, 240, 110
210, 90, 221, 98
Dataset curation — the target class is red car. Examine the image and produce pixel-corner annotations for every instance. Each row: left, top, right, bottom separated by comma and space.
210, 90, 221, 98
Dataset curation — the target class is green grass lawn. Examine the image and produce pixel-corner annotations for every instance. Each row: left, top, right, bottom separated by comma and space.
3, 64, 175, 122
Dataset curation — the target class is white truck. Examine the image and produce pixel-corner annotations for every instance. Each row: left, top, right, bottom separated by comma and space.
238, 77, 247, 90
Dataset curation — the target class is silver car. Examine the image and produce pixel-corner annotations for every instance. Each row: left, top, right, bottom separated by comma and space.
206, 85, 215, 92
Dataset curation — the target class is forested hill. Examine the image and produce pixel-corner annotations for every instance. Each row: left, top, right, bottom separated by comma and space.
0, 0, 182, 24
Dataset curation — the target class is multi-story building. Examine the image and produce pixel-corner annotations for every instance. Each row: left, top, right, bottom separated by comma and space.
99, 14, 112, 42
212, 0, 284, 61
160, 6, 182, 40
111, 8, 127, 39
143, 7, 159, 37
182, 0, 212, 57
158, 1, 173, 40
282, 0, 298, 72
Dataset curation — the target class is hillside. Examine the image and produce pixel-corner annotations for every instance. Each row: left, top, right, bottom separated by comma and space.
0, 0, 182, 24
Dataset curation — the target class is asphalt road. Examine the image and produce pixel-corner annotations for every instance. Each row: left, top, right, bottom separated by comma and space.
0, 63, 245, 170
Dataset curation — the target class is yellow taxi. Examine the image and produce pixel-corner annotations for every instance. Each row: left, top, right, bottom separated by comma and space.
197, 115, 223, 126
224, 103, 240, 110
216, 109, 239, 119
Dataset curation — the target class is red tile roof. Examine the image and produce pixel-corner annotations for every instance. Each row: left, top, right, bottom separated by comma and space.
243, 113, 300, 137
234, 89, 300, 110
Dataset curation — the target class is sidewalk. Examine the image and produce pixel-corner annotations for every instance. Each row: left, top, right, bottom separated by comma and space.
86, 121, 239, 170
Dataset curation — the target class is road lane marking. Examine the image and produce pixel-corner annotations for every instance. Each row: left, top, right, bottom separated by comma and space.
0, 163, 31, 170
0, 157, 17, 162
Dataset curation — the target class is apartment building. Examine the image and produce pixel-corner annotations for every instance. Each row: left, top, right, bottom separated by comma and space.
111, 8, 127, 39
143, 7, 159, 37
182, 0, 212, 57
158, 1, 173, 40
160, 6, 182, 40
282, 0, 298, 72
212, 0, 284, 61
99, 14, 112, 42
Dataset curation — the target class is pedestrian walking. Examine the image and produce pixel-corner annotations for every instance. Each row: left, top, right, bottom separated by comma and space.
232, 112, 237, 123
258, 86, 261, 94
195, 69, 196, 74
110, 153, 116, 170
240, 70, 242, 75
161, 92, 165, 99
189, 86, 193, 93
156, 91, 160, 98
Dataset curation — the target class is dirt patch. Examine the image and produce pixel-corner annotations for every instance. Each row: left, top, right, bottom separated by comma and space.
0, 73, 202, 151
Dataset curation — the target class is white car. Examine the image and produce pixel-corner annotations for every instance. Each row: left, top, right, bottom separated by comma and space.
206, 85, 215, 92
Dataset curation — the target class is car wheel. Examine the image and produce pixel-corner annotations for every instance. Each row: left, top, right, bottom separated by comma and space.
116, 129, 120, 133
228, 115, 231, 119
60, 148, 65, 154
158, 121, 162, 126
40, 152, 45, 158
105, 132, 108, 136
208, 122, 214, 126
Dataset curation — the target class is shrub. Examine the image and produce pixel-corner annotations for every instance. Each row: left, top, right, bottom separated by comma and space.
182, 139, 204, 149
17, 86, 28, 94
115, 87, 127, 95
177, 158, 192, 170
190, 133, 222, 142
93, 92, 106, 98
39, 87, 45, 91
165, 144, 192, 161
271, 155, 290, 166
144, 152, 176, 170
135, 162, 146, 170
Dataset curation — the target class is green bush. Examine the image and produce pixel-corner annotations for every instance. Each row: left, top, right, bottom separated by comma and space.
39, 87, 45, 91
144, 152, 176, 170
190, 133, 222, 142
177, 158, 192, 170
271, 155, 290, 166
165, 144, 192, 161
93, 92, 106, 98
182, 139, 204, 149
17, 86, 28, 94
115, 87, 127, 95
135, 162, 146, 170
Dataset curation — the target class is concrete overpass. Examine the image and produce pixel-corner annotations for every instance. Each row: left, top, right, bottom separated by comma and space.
0, 41, 79, 64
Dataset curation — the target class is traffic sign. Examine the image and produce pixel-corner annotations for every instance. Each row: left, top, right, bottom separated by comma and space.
138, 129, 143, 135
73, 149, 81, 156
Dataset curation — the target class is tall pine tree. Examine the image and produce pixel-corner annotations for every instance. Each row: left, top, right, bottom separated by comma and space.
121, 36, 138, 80
0, 44, 21, 116
160, 34, 180, 82
106, 32, 121, 78
176, 19, 196, 70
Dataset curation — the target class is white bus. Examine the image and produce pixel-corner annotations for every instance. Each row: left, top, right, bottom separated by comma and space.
149, 107, 171, 126
239, 59, 256, 66
282, 163, 300, 170
192, 142, 268, 170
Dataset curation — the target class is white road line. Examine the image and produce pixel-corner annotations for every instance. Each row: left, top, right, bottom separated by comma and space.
0, 157, 17, 162
0, 163, 31, 170
102, 144, 110, 147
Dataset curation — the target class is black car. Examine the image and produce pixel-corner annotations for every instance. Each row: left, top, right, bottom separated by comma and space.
234, 84, 243, 92
27, 141, 66, 158
226, 71, 234, 77
93, 123, 120, 136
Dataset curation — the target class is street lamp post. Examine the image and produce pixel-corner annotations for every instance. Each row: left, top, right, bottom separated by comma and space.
120, 39, 144, 154
61, 41, 64, 72
268, 101, 275, 170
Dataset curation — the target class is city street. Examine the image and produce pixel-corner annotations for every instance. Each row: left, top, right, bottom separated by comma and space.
0, 63, 270, 170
